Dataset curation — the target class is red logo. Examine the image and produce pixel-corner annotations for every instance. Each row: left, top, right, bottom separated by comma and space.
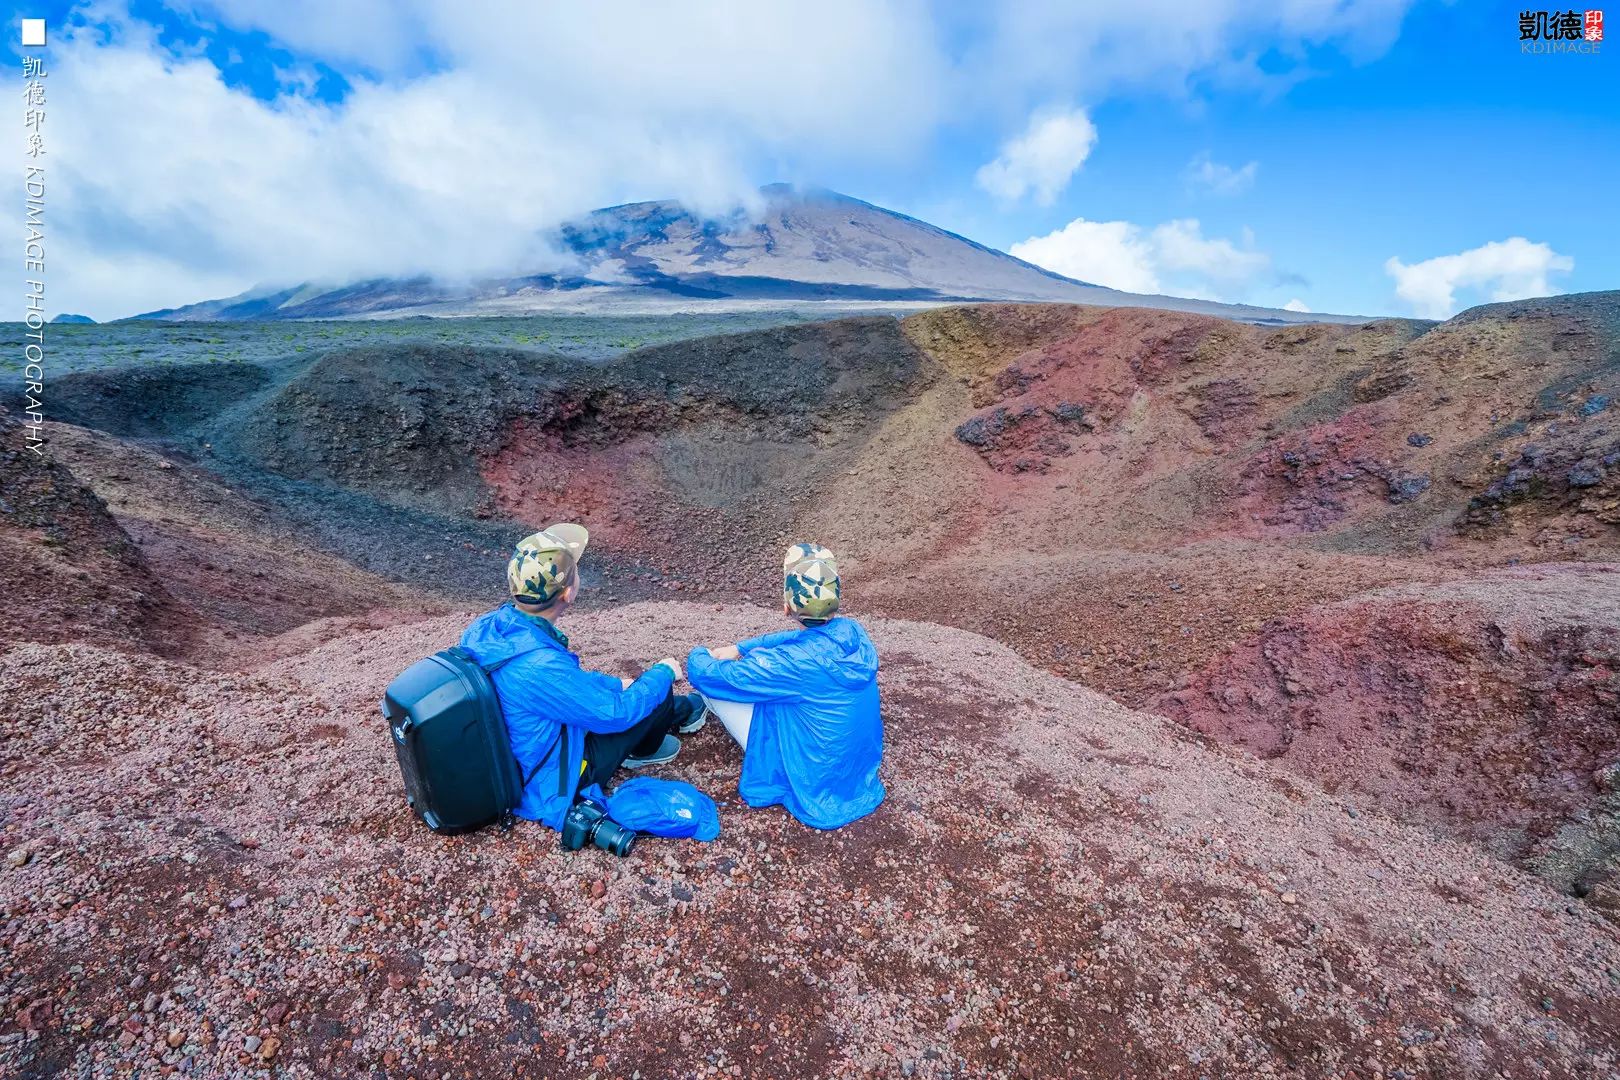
1586, 9, 1604, 40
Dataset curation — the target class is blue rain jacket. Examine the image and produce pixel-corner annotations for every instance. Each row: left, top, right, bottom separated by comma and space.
581, 778, 721, 841
686, 616, 884, 830
459, 603, 674, 830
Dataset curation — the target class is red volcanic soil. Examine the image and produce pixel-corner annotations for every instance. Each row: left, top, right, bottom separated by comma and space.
348, 297, 1620, 892
1158, 566, 1620, 892
11, 296, 1620, 1076
0, 412, 180, 655
15, 421, 446, 665
1224, 405, 1428, 540
3, 604, 1619, 1078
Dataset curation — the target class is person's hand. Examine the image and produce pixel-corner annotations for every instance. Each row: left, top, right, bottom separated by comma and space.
709, 644, 741, 661
654, 657, 684, 682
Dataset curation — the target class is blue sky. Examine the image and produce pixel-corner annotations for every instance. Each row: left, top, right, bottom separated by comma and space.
18, 1, 1617, 319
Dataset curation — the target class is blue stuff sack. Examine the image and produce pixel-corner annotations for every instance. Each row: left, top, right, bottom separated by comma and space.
580, 778, 720, 841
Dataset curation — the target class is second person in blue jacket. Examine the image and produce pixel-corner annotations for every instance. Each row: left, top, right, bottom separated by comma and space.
687, 544, 885, 830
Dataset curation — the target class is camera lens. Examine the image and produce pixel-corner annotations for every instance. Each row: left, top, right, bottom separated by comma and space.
591, 816, 637, 857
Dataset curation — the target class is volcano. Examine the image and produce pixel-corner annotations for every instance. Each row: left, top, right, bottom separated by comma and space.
8, 293, 1620, 1077
131, 186, 1356, 324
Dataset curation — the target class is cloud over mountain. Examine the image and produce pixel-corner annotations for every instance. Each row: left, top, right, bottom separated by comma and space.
51, 1, 1423, 319
1010, 216, 1272, 302
975, 107, 1098, 205
1385, 237, 1575, 319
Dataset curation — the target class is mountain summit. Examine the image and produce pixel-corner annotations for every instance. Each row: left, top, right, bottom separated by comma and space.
134, 186, 1351, 323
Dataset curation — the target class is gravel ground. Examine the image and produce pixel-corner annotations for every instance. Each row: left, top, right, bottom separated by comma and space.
3, 602, 1618, 1079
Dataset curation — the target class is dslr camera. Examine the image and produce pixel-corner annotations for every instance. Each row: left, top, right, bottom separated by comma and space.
560, 798, 637, 856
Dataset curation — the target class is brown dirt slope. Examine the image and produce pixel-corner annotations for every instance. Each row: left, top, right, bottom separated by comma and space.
34, 421, 443, 665
1157, 564, 1620, 896
21, 294, 1620, 911
3, 603, 1618, 1079
0, 411, 178, 655
227, 317, 928, 523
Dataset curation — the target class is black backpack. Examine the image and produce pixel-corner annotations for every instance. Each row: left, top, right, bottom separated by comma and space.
381, 647, 564, 834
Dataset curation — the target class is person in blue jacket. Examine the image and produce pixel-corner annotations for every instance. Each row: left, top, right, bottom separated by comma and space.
686, 543, 885, 830
459, 523, 707, 832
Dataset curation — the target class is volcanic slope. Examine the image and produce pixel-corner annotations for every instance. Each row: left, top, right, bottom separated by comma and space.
2, 604, 1618, 1079
32, 293, 1620, 896
135, 186, 1351, 324
145, 292, 1620, 696
1157, 564, 1620, 899
3, 418, 443, 665
0, 411, 178, 655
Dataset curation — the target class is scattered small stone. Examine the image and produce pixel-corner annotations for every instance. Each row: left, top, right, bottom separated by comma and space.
5, 847, 30, 868
243, 1035, 261, 1054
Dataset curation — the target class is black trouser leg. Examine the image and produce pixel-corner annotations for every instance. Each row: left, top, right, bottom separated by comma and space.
580, 691, 697, 789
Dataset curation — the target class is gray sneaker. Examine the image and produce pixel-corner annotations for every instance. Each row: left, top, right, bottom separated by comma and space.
623, 734, 680, 770
677, 693, 710, 734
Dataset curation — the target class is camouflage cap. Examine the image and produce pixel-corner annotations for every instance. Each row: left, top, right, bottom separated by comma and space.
782, 542, 840, 621
507, 523, 590, 607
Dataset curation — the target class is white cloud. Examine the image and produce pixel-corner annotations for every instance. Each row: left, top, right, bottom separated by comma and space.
47, 1, 1422, 318
975, 107, 1098, 205
1150, 219, 1269, 287
50, 3, 950, 319
1383, 238, 1575, 319
1283, 298, 1310, 312
1011, 219, 1161, 293
1011, 216, 1272, 301
1185, 152, 1258, 195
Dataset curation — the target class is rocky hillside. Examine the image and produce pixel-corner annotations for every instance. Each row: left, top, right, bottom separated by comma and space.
3, 605, 1617, 1078
1157, 565, 1620, 898
9, 294, 1620, 1077
0, 411, 177, 655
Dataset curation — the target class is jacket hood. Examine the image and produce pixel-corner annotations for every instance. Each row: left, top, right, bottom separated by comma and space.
812, 617, 879, 689
460, 603, 563, 667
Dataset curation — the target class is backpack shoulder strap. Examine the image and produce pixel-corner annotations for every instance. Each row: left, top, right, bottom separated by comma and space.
444, 645, 520, 675
517, 725, 573, 797
557, 728, 575, 797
